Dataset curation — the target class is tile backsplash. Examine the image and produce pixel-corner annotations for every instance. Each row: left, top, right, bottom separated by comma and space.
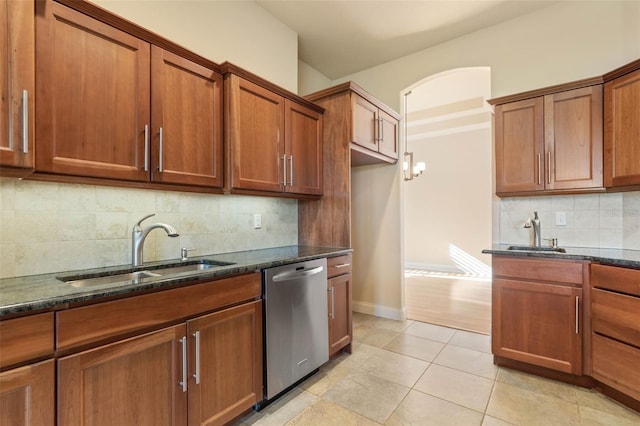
498, 191, 640, 250
0, 178, 298, 279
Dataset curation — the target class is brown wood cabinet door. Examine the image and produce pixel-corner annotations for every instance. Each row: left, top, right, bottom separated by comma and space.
285, 99, 323, 195
0, 359, 54, 426
492, 278, 582, 374
544, 86, 603, 190
151, 47, 223, 188
351, 94, 378, 151
494, 97, 544, 194
0, 0, 34, 172
187, 301, 262, 426
604, 68, 640, 187
35, 0, 150, 181
378, 109, 399, 160
226, 75, 284, 192
328, 273, 352, 356
57, 324, 187, 426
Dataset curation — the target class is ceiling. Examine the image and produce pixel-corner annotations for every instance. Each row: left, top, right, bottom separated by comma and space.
256, 0, 559, 80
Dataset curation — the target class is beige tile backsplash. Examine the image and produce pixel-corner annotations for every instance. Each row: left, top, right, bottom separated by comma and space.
498, 191, 640, 250
0, 178, 297, 279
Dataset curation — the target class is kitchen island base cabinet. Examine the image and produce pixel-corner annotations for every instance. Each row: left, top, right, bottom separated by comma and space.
491, 256, 586, 375
0, 359, 55, 426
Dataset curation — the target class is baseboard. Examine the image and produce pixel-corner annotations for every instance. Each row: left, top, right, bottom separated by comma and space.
352, 300, 406, 321
404, 262, 462, 273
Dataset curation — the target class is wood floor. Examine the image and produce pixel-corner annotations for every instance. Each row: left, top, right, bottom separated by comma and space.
405, 271, 491, 335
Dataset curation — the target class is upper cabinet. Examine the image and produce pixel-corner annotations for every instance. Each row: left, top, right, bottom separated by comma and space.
34, 0, 223, 190
307, 82, 399, 167
0, 0, 35, 177
222, 63, 323, 198
491, 82, 604, 196
604, 60, 640, 188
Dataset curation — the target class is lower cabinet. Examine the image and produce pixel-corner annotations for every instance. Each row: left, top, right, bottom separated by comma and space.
0, 359, 55, 426
491, 256, 586, 375
327, 254, 353, 357
57, 300, 262, 426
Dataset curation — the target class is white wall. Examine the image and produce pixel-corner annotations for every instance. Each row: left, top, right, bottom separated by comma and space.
93, 0, 298, 92
298, 60, 332, 95
319, 0, 640, 318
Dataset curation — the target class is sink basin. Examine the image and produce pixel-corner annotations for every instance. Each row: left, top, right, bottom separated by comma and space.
507, 245, 566, 253
58, 259, 235, 288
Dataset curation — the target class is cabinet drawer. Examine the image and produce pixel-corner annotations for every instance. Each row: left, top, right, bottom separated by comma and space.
591, 264, 640, 297
493, 256, 584, 284
591, 288, 640, 347
592, 333, 640, 401
327, 254, 352, 278
0, 313, 54, 369
56, 273, 261, 352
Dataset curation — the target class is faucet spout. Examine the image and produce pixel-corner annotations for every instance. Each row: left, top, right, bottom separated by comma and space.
531, 211, 541, 247
132, 214, 179, 267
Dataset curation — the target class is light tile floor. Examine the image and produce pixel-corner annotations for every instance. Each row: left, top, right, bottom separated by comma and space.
237, 313, 640, 425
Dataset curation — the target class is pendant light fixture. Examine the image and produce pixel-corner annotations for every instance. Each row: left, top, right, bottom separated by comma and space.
403, 90, 425, 181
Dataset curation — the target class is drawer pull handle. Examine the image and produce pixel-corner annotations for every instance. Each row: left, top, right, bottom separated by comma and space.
179, 336, 187, 392
575, 296, 579, 335
334, 263, 351, 269
193, 331, 200, 384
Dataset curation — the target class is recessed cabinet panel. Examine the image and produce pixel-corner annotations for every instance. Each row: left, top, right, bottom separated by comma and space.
227, 75, 284, 192
495, 97, 544, 193
352, 94, 378, 152
605, 68, 640, 187
151, 47, 223, 187
378, 109, 399, 160
286, 99, 323, 195
544, 86, 603, 190
35, 0, 150, 181
0, 0, 35, 173
0, 360, 55, 426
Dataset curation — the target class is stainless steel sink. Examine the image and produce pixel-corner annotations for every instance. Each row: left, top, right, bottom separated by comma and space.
58, 259, 235, 288
507, 245, 566, 253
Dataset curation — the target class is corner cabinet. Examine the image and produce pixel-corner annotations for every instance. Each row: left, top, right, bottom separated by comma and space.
327, 254, 353, 357
491, 82, 604, 196
0, 312, 55, 426
34, 0, 223, 189
0, 0, 35, 177
222, 63, 323, 198
604, 60, 640, 188
491, 256, 587, 375
55, 273, 263, 426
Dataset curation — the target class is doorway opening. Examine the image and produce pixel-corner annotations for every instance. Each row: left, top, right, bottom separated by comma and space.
402, 67, 493, 334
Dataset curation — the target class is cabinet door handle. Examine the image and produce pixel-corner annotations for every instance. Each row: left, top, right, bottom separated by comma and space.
281, 155, 287, 186
537, 153, 542, 185
330, 286, 335, 320
377, 117, 383, 142
22, 90, 29, 153
193, 331, 200, 384
179, 336, 187, 392
158, 127, 164, 172
289, 155, 293, 186
143, 125, 149, 172
547, 151, 551, 185
575, 296, 579, 335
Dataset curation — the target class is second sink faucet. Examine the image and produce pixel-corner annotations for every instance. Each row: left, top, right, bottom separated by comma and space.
132, 214, 179, 267
526, 211, 541, 247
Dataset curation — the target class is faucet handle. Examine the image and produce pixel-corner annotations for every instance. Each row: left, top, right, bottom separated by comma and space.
135, 213, 156, 228
543, 238, 559, 248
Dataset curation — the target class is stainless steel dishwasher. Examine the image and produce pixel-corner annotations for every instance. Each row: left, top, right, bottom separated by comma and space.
263, 258, 328, 402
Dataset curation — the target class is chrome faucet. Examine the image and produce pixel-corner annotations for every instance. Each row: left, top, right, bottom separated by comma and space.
523, 211, 541, 247
132, 214, 179, 267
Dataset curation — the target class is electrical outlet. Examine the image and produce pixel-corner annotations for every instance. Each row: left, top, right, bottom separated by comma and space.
253, 213, 262, 229
555, 211, 567, 226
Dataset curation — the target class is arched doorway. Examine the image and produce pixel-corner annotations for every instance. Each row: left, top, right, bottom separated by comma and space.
401, 67, 493, 334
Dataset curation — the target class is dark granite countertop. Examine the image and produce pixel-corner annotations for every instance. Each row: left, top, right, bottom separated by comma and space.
483, 245, 640, 269
0, 246, 351, 317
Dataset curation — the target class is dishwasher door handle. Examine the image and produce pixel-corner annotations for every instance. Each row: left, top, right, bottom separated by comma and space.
272, 266, 324, 282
